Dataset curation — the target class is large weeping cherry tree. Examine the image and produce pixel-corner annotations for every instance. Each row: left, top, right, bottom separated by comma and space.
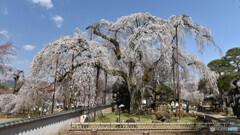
29, 29, 112, 110
88, 13, 174, 113
0, 29, 112, 112
89, 13, 220, 113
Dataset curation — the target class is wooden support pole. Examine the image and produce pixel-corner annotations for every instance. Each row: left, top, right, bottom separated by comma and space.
68, 54, 74, 110
103, 71, 107, 105
90, 27, 93, 41
94, 108, 96, 122
143, 131, 150, 135
176, 26, 181, 119
51, 58, 58, 114
91, 129, 97, 135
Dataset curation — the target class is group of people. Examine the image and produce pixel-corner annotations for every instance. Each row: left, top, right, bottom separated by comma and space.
198, 101, 203, 110
230, 102, 235, 108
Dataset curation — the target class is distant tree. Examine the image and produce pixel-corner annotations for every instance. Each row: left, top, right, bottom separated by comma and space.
225, 47, 240, 95
207, 58, 234, 98
207, 59, 234, 76
225, 47, 240, 72
208, 47, 240, 99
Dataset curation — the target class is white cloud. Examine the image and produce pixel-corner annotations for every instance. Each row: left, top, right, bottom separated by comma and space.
23, 45, 36, 51
29, 0, 53, 9
0, 30, 9, 39
2, 7, 8, 15
51, 15, 63, 28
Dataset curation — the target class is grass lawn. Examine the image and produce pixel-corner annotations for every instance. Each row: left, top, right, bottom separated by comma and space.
0, 118, 22, 123
94, 112, 152, 123
94, 112, 200, 123
0, 111, 57, 124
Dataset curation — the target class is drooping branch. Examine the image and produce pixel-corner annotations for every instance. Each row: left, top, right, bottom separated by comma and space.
87, 25, 121, 60
57, 63, 84, 82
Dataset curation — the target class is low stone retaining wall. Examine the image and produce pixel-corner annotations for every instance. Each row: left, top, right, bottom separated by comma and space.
0, 104, 113, 135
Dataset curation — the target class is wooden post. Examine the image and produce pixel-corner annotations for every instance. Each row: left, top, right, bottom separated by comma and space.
172, 48, 176, 106
176, 26, 181, 119
91, 129, 97, 135
95, 65, 100, 105
51, 58, 58, 114
119, 107, 120, 122
68, 54, 74, 110
103, 71, 107, 105
143, 131, 150, 135
94, 108, 96, 121
138, 106, 140, 122
90, 27, 93, 41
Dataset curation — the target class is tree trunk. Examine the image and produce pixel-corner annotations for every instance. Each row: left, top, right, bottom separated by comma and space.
63, 98, 67, 110
40, 98, 45, 115
83, 86, 86, 107
95, 65, 100, 105
103, 71, 107, 105
13, 75, 20, 94
129, 86, 140, 114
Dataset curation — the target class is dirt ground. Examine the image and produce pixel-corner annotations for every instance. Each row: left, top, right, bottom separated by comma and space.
62, 130, 239, 135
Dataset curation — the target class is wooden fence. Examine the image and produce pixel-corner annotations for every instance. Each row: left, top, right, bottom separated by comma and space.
70, 122, 230, 131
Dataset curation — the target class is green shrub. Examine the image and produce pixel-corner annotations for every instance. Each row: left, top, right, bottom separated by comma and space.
155, 101, 169, 105
188, 101, 198, 106
155, 110, 167, 119
123, 109, 129, 113
126, 118, 135, 123
189, 113, 196, 117
211, 119, 218, 123
214, 108, 221, 113
203, 118, 212, 123
183, 113, 190, 118
170, 117, 178, 122
196, 114, 205, 121
0, 84, 10, 90
155, 110, 171, 122
171, 112, 177, 117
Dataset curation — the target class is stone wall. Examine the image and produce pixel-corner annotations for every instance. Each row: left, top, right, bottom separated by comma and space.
0, 104, 113, 135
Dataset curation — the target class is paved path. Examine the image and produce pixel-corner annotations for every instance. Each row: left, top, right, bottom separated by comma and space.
197, 111, 240, 126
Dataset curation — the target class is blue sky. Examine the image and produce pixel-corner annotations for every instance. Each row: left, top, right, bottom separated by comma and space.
0, 0, 240, 75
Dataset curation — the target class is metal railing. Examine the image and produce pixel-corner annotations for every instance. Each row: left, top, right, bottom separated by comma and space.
70, 122, 230, 131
